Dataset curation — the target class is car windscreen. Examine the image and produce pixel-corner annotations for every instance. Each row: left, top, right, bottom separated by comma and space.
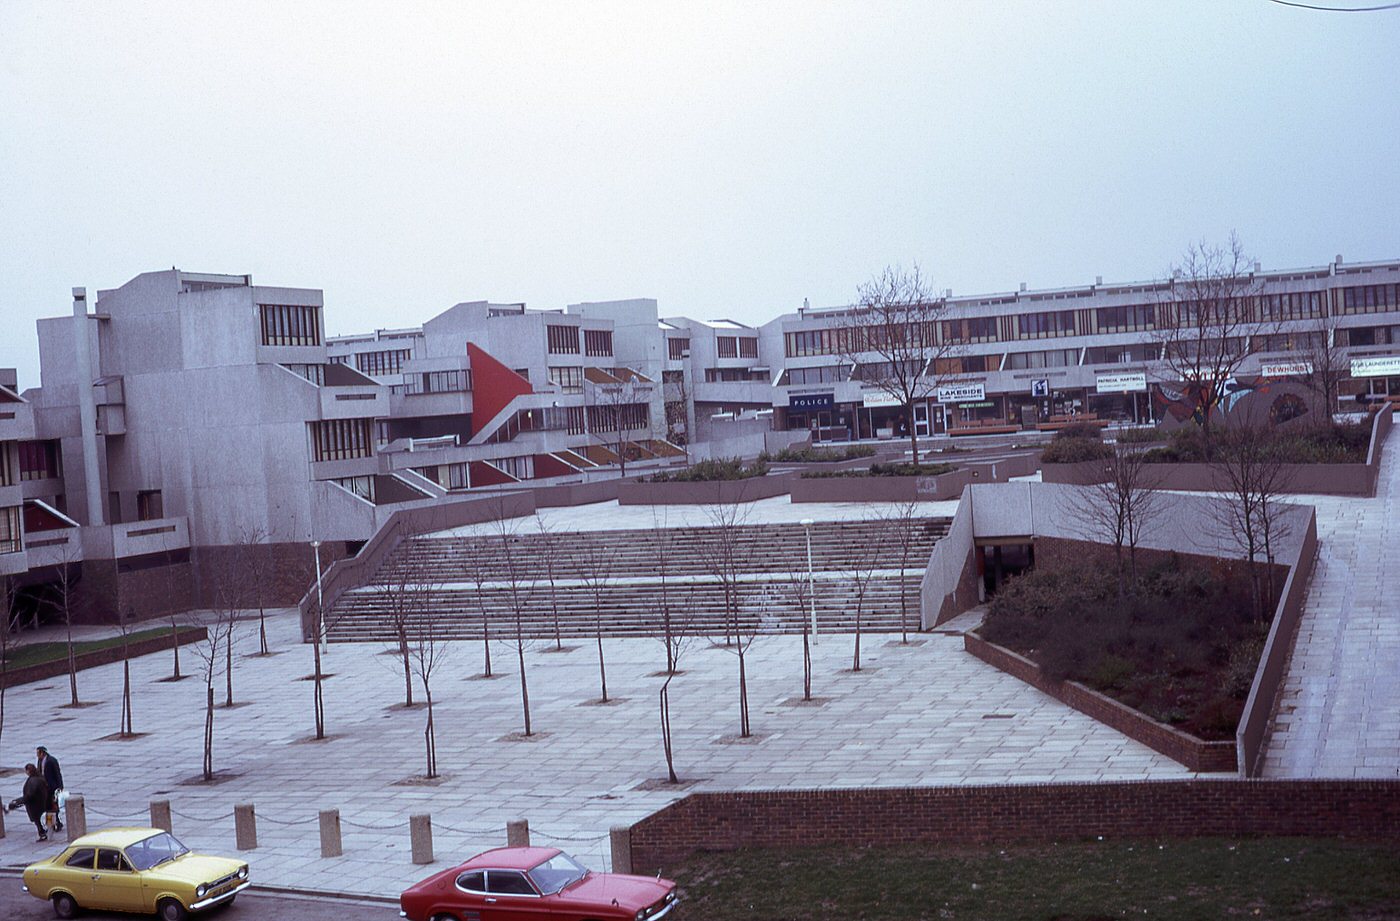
125, 832, 189, 871
528, 852, 588, 895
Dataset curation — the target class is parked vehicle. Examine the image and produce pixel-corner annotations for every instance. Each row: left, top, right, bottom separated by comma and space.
399, 846, 678, 921
22, 827, 250, 920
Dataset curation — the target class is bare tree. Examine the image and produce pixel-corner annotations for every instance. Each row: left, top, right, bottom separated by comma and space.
236, 528, 275, 656
116, 601, 136, 736
844, 516, 885, 673
651, 511, 696, 783
782, 569, 814, 702
700, 498, 760, 737
208, 557, 245, 709
1153, 234, 1268, 444
588, 369, 652, 477
464, 547, 494, 678
1300, 313, 1349, 428
0, 576, 16, 761
492, 513, 537, 736
406, 615, 451, 779
663, 371, 692, 465
308, 599, 327, 740
881, 500, 926, 643
533, 513, 567, 652
377, 565, 436, 708
190, 609, 235, 781
577, 544, 613, 702
836, 264, 957, 465
1209, 426, 1297, 621
1071, 443, 1162, 591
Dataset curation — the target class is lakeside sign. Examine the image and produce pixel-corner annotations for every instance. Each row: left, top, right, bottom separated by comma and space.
788, 392, 835, 412
1351, 356, 1400, 378
1095, 371, 1147, 393
936, 382, 986, 404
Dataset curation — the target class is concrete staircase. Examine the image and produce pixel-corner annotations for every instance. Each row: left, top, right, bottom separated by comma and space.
326, 517, 950, 643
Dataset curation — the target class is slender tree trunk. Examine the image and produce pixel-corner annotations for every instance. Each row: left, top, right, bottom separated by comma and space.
852, 603, 863, 672
738, 650, 750, 738
596, 627, 609, 703
517, 638, 532, 736
312, 639, 326, 740
482, 610, 493, 677
908, 412, 920, 466
660, 680, 677, 784
66, 622, 79, 706
424, 690, 436, 778
170, 615, 181, 679
258, 606, 268, 655
802, 626, 812, 702
203, 686, 214, 780
400, 635, 413, 707
121, 653, 132, 735
224, 626, 234, 707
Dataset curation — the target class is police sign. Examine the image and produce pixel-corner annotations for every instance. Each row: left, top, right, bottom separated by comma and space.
788, 392, 835, 412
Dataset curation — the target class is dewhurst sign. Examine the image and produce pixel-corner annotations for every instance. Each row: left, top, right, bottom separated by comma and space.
936, 382, 986, 403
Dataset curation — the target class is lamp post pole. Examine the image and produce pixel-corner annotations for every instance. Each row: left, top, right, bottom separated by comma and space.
311, 539, 325, 653
800, 518, 817, 645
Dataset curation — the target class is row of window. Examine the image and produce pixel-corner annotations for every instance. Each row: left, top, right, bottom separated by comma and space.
549, 366, 584, 393
396, 369, 473, 395
783, 287, 1388, 356
586, 403, 650, 433
715, 336, 759, 359
0, 446, 11, 487
355, 349, 413, 376
0, 505, 16, 553
545, 325, 616, 357
667, 338, 690, 359
310, 419, 375, 462
704, 368, 769, 382
259, 304, 322, 347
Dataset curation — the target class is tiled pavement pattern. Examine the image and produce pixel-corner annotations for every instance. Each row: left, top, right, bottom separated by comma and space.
1262, 424, 1400, 779
0, 608, 1188, 896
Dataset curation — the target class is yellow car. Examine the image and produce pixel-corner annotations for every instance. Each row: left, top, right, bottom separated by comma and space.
22, 827, 250, 920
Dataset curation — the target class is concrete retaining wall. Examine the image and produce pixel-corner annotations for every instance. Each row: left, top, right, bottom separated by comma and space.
616, 474, 794, 506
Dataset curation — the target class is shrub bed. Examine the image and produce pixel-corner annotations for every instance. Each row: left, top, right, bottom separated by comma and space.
979, 560, 1269, 740
1040, 437, 1113, 464
760, 444, 876, 463
1142, 421, 1371, 464
648, 458, 770, 482
1114, 427, 1168, 444
801, 461, 956, 479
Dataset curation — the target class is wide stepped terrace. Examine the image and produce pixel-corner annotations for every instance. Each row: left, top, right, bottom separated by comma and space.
326, 517, 951, 642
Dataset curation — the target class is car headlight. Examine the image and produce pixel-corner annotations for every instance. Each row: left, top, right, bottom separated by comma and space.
238, 866, 249, 880
635, 911, 646, 921
196, 884, 208, 899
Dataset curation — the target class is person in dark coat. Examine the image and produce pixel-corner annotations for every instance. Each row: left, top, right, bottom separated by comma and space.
8, 764, 50, 841
36, 746, 63, 832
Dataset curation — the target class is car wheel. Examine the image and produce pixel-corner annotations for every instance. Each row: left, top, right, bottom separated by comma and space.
157, 898, 189, 921
429, 915, 460, 921
51, 893, 79, 919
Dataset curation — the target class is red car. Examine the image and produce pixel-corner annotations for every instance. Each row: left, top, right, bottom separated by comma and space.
399, 846, 679, 921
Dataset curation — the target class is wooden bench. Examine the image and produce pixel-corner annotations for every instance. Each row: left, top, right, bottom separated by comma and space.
1036, 412, 1112, 432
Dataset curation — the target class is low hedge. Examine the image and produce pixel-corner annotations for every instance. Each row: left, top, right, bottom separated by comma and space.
1041, 437, 1114, 464
649, 458, 770, 482
760, 444, 876, 463
801, 462, 956, 479
1142, 422, 1371, 465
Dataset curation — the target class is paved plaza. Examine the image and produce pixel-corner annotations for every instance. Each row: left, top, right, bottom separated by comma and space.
1261, 424, 1400, 779
0, 605, 1188, 896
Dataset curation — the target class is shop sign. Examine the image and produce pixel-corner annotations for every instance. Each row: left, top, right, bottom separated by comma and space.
788, 392, 835, 412
936, 382, 986, 403
1351, 356, 1400, 378
862, 391, 902, 408
1030, 379, 1049, 398
1260, 360, 1313, 377
1095, 371, 1147, 393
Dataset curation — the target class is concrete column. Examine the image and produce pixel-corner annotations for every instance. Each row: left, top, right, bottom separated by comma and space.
319, 810, 342, 858
609, 826, 631, 875
65, 795, 87, 839
410, 814, 433, 865
234, 804, 257, 850
70, 288, 104, 526
506, 819, 530, 847
150, 800, 172, 833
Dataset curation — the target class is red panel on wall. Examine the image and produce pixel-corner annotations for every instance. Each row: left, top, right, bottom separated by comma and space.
467, 342, 532, 434
533, 453, 578, 479
469, 460, 518, 486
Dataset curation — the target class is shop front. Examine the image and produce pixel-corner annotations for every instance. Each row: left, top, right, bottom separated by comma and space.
1088, 370, 1151, 424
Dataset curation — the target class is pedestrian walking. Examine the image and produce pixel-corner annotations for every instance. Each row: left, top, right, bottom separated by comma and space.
7, 764, 50, 842
36, 745, 63, 833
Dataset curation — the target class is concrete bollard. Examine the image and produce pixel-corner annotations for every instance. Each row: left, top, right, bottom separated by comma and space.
410, 814, 433, 865
234, 804, 257, 850
65, 795, 87, 840
0, 796, 6, 838
507, 819, 530, 847
320, 809, 343, 858
609, 826, 631, 875
150, 799, 172, 833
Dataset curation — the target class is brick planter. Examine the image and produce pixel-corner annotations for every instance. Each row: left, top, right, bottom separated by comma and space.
963, 632, 1239, 773
3, 626, 208, 689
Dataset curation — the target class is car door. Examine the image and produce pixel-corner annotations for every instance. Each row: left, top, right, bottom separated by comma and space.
51, 847, 95, 902
482, 869, 546, 921
92, 848, 146, 912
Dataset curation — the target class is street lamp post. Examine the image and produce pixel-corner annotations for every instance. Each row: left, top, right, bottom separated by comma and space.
800, 518, 817, 645
311, 539, 325, 653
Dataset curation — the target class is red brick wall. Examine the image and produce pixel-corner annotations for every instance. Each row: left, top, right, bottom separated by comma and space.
628, 780, 1400, 873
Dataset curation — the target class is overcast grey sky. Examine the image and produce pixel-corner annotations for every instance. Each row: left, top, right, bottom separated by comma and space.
2, 0, 1398, 387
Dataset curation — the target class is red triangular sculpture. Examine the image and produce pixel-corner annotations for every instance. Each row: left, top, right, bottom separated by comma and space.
467, 342, 533, 435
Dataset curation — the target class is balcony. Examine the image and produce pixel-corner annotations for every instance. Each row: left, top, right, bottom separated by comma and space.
693, 380, 774, 404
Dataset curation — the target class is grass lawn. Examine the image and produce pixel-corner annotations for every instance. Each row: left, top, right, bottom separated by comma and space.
669, 838, 1400, 921
5, 627, 178, 670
